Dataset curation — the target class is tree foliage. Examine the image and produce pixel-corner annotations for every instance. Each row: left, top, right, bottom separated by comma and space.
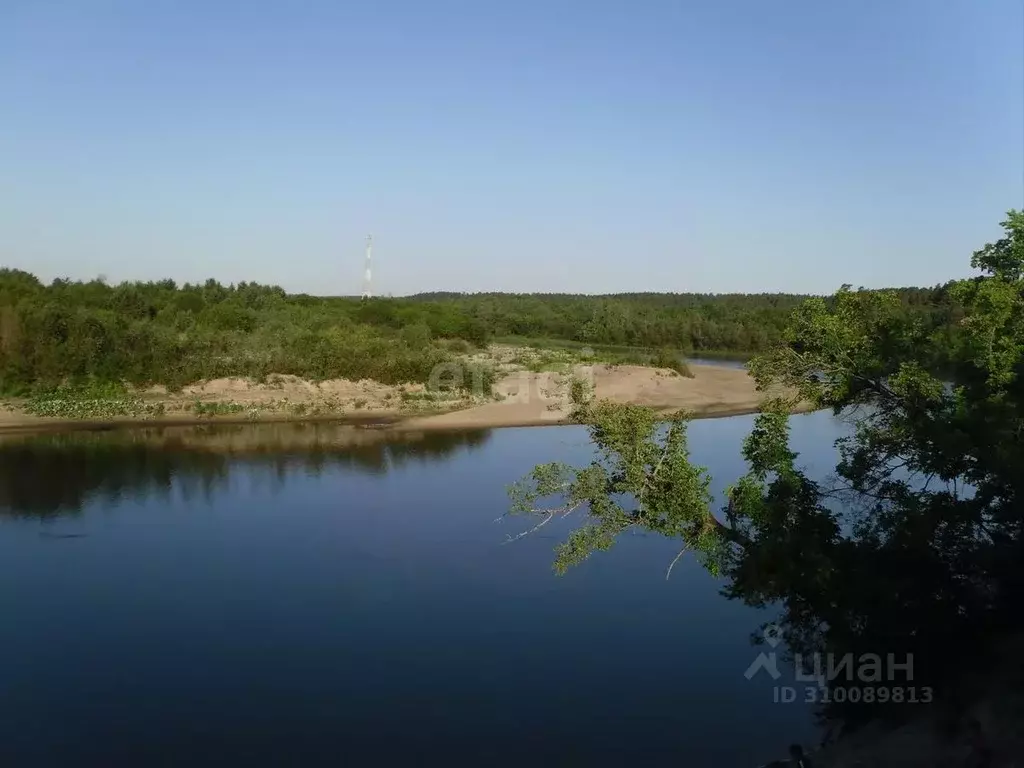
509, 211, 1024, 729
410, 287, 957, 355
508, 385, 719, 576
0, 265, 957, 395
0, 274, 497, 394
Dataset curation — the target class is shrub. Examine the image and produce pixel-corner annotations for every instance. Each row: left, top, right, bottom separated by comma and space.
650, 348, 693, 378
441, 338, 473, 354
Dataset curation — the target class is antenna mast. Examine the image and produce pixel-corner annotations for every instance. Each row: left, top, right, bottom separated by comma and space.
361, 234, 373, 299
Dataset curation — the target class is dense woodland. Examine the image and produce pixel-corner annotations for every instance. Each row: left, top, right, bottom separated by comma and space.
0, 264, 960, 394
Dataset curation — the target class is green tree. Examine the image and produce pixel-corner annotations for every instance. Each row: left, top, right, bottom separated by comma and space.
508, 211, 1024, 728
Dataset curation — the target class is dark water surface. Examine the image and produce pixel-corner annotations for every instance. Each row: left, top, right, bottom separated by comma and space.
0, 413, 842, 766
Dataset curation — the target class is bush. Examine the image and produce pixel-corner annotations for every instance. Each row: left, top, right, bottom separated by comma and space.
440, 338, 473, 354
400, 322, 433, 347
650, 348, 693, 377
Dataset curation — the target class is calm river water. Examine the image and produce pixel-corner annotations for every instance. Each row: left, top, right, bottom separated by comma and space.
0, 411, 846, 766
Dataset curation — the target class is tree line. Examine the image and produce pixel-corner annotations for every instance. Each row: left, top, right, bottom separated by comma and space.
0, 264, 959, 394
0, 273, 485, 394
407, 288, 958, 352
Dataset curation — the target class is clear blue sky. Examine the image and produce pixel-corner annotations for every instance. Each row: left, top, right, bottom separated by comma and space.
2, 0, 1022, 296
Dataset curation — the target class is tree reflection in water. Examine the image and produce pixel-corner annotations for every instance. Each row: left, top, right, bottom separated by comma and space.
0, 423, 491, 519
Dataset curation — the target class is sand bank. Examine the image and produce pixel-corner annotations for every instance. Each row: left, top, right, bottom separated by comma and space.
0, 363, 805, 435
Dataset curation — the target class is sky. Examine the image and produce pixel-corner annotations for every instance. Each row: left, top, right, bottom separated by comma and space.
2, 0, 1022, 296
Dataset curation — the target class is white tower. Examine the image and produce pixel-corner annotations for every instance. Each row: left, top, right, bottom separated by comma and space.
361, 234, 373, 299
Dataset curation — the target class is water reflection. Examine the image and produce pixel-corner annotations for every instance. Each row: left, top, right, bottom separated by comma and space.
0, 420, 815, 766
0, 423, 491, 519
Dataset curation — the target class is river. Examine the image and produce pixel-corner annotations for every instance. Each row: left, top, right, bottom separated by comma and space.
0, 411, 846, 766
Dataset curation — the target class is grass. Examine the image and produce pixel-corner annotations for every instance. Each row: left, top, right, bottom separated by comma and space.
494, 336, 645, 355
191, 401, 250, 418
10, 378, 466, 424
397, 389, 471, 412
22, 380, 167, 419
499, 341, 694, 377
190, 397, 354, 420
24, 396, 167, 420
16, 381, 372, 423
494, 335, 752, 363
504, 347, 578, 373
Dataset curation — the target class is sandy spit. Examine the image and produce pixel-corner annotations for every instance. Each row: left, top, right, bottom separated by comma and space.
0, 364, 809, 435
395, 363, 806, 430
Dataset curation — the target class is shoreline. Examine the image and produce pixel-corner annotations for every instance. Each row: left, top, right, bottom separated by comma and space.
0, 361, 811, 437
0, 400, 817, 437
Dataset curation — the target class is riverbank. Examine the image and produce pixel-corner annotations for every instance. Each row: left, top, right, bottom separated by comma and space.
0, 359, 801, 435
399, 361, 802, 430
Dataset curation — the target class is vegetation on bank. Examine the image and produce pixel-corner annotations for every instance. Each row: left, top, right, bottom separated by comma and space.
0, 272, 500, 395
410, 286, 958, 353
9, 372, 482, 422
492, 342, 694, 377
509, 211, 1024, 735
493, 335, 747, 362
0, 263, 958, 397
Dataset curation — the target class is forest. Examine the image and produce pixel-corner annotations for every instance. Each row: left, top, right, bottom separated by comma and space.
0, 263, 959, 395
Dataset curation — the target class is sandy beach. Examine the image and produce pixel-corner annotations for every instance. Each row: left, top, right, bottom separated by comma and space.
397, 362, 788, 430
0, 362, 799, 435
